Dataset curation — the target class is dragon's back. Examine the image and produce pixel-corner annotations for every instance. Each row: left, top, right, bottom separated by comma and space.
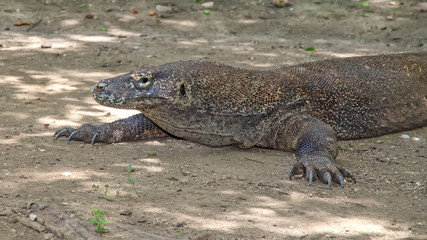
281, 53, 427, 139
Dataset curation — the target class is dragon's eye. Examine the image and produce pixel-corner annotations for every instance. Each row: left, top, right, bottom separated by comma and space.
130, 73, 152, 88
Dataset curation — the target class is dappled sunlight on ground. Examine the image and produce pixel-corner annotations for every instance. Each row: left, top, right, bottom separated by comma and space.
0, 131, 53, 145
66, 34, 119, 43
0, 32, 81, 52
40, 116, 84, 128
0, 111, 29, 120
140, 165, 164, 173
107, 26, 140, 37
114, 161, 165, 173
140, 141, 167, 146
235, 61, 276, 68
138, 158, 162, 164
36, 170, 91, 181
135, 189, 412, 239
160, 19, 197, 31
0, 69, 111, 101
92, 106, 141, 119
237, 19, 259, 24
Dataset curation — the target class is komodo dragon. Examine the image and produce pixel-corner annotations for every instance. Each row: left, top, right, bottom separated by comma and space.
55, 53, 427, 187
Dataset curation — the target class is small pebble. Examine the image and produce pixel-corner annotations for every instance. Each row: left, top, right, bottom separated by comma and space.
156, 5, 173, 13
29, 214, 37, 221
201, 1, 214, 8
400, 134, 410, 139
0, 209, 13, 216
272, 0, 289, 7
120, 209, 132, 216
412, 137, 420, 141
8, 215, 18, 223
44, 233, 54, 240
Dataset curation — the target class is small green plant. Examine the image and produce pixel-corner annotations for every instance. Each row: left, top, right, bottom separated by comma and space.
91, 164, 141, 201
166, 176, 179, 181
93, 184, 113, 201
360, 1, 369, 7
304, 47, 315, 51
147, 152, 157, 156
128, 163, 142, 198
88, 207, 108, 234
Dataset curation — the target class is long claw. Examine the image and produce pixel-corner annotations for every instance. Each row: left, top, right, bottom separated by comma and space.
55, 129, 68, 139
308, 167, 313, 186
323, 172, 332, 188
68, 131, 79, 142
338, 166, 356, 184
53, 129, 62, 137
339, 175, 344, 188
91, 133, 99, 145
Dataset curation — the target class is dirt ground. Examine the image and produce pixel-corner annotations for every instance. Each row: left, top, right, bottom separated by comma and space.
0, 0, 426, 239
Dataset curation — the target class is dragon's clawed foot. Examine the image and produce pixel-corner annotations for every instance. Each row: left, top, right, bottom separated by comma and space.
289, 153, 356, 188
54, 124, 101, 145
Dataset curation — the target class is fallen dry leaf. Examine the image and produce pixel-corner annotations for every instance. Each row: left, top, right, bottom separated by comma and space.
14, 21, 31, 26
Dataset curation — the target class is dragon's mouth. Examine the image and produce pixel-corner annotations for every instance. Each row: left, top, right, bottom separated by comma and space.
93, 91, 168, 109
131, 96, 168, 106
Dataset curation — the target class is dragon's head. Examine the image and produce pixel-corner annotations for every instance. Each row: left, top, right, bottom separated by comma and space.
92, 61, 193, 110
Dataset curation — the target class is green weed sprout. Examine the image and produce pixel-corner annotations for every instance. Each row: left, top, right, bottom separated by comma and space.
88, 207, 108, 234
128, 163, 141, 198
91, 164, 141, 201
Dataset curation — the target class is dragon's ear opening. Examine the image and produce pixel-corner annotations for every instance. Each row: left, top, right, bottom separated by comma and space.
180, 84, 186, 97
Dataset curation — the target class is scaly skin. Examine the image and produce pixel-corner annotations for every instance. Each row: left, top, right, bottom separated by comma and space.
56, 53, 427, 187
